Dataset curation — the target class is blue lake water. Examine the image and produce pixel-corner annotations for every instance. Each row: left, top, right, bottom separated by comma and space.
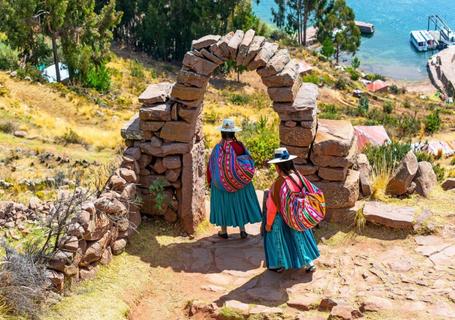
253, 0, 455, 81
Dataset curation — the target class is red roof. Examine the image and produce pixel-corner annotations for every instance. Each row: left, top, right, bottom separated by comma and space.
366, 80, 388, 92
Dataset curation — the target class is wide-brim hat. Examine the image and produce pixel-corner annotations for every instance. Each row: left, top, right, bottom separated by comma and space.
267, 147, 297, 164
218, 118, 241, 132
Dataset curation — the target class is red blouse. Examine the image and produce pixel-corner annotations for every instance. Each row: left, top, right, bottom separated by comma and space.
207, 140, 245, 186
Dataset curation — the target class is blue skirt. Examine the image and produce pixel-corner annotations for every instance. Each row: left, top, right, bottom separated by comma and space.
263, 213, 320, 270
210, 182, 262, 227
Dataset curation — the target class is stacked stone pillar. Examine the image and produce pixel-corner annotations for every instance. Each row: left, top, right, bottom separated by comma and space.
121, 29, 361, 232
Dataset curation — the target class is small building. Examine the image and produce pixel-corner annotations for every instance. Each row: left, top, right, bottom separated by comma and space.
366, 80, 388, 93
41, 63, 70, 83
354, 125, 390, 151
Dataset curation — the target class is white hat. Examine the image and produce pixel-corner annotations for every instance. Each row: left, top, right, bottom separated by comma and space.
267, 147, 297, 164
218, 118, 241, 132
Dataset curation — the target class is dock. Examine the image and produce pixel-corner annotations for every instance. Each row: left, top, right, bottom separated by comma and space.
355, 21, 375, 34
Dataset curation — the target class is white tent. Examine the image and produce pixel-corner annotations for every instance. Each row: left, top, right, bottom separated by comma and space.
41, 63, 69, 83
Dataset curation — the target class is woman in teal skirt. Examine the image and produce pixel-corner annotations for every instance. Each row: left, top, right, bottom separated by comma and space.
264, 147, 320, 272
208, 119, 262, 239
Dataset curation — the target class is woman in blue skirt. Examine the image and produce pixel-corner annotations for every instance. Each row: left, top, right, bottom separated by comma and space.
264, 147, 320, 272
208, 119, 262, 239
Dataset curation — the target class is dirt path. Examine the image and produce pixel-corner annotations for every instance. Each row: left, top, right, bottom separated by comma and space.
126, 218, 455, 320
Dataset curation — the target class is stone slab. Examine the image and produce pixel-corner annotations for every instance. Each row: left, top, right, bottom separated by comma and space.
279, 123, 315, 147
182, 52, 218, 76
192, 34, 221, 50
160, 121, 196, 143
312, 119, 355, 157
248, 41, 278, 70
236, 29, 256, 66
139, 102, 172, 121
363, 201, 416, 229
138, 82, 172, 105
121, 114, 142, 140
314, 170, 360, 209
241, 35, 265, 66
257, 49, 290, 78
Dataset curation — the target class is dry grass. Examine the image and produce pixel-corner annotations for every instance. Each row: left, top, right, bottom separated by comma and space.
370, 170, 392, 202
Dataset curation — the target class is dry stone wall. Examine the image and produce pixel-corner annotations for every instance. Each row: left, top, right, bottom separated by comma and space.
121, 29, 362, 233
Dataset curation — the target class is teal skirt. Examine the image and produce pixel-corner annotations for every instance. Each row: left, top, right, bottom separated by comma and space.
263, 213, 320, 270
210, 182, 262, 227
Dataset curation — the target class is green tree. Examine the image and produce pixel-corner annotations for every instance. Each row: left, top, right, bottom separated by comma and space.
321, 37, 335, 59
316, 0, 361, 63
351, 56, 360, 69
272, 0, 319, 45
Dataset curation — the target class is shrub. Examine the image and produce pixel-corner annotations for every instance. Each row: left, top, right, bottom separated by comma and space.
319, 104, 340, 119
388, 84, 400, 94
335, 77, 348, 90
451, 156, 455, 166
424, 109, 441, 134
357, 96, 369, 116
302, 73, 320, 85
415, 151, 435, 163
56, 128, 87, 146
364, 141, 411, 175
396, 114, 421, 138
0, 241, 50, 319
351, 57, 361, 70
365, 73, 385, 81
345, 67, 360, 80
227, 93, 250, 105
403, 99, 412, 109
130, 59, 145, 79
16, 65, 44, 82
239, 116, 279, 167
0, 43, 18, 70
433, 164, 446, 182
0, 121, 17, 134
383, 101, 394, 114
84, 64, 111, 92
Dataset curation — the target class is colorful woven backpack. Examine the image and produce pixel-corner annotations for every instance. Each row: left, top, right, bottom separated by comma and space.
279, 173, 326, 231
209, 140, 255, 192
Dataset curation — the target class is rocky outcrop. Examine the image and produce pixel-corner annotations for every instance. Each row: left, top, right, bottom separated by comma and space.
363, 201, 416, 229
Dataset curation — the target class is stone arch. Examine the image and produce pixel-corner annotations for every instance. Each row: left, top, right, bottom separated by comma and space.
121, 30, 360, 234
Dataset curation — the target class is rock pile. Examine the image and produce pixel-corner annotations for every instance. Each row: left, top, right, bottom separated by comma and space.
0, 197, 47, 230
386, 151, 437, 198
45, 167, 140, 292
121, 29, 363, 231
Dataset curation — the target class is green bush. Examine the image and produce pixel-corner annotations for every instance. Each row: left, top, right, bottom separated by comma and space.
16, 65, 44, 82
346, 67, 360, 80
227, 93, 250, 105
130, 59, 145, 79
239, 116, 279, 167
357, 96, 369, 116
433, 164, 446, 182
383, 101, 394, 114
397, 114, 421, 138
0, 42, 18, 70
365, 73, 385, 81
451, 156, 455, 166
335, 77, 348, 90
415, 151, 435, 163
84, 64, 111, 92
351, 57, 361, 70
56, 128, 87, 146
425, 109, 441, 134
319, 103, 340, 119
302, 73, 320, 85
364, 141, 411, 174
0, 120, 17, 134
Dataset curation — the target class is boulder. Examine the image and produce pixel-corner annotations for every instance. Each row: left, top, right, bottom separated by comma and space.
94, 196, 127, 216
318, 166, 348, 182
363, 201, 416, 229
257, 49, 290, 78
79, 268, 97, 281
360, 296, 393, 312
295, 163, 318, 176
123, 147, 141, 160
414, 161, 437, 197
139, 102, 172, 121
163, 155, 182, 169
153, 158, 167, 174
170, 83, 205, 101
165, 168, 181, 182
248, 41, 279, 70
227, 29, 244, 59
111, 238, 127, 255
160, 121, 195, 143
45, 269, 64, 293
236, 29, 256, 65
182, 52, 218, 76
139, 121, 164, 132
262, 59, 299, 87
84, 213, 111, 241
312, 119, 354, 157
442, 178, 455, 191
121, 183, 137, 200
110, 174, 127, 191
121, 114, 142, 140
176, 68, 209, 88
192, 34, 221, 50
119, 168, 137, 183
279, 124, 315, 147
386, 151, 418, 196
267, 79, 300, 102
314, 170, 359, 209
100, 247, 113, 265
58, 236, 79, 253
28, 196, 42, 210
329, 305, 359, 320
138, 82, 172, 105
240, 35, 265, 66
285, 145, 310, 164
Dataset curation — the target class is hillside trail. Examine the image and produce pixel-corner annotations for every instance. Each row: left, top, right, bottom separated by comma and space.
126, 193, 455, 320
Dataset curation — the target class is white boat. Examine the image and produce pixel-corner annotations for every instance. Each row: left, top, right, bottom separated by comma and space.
410, 30, 428, 51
